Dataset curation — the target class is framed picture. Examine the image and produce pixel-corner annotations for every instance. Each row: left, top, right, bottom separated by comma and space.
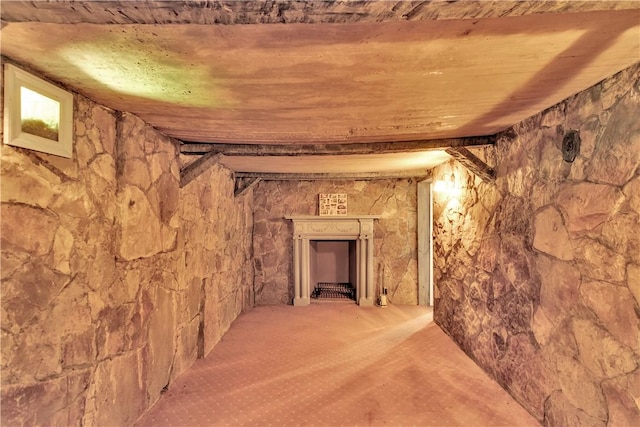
319, 193, 347, 216
3, 64, 73, 158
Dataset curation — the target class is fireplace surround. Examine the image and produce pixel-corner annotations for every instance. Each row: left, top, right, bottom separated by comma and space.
285, 215, 380, 306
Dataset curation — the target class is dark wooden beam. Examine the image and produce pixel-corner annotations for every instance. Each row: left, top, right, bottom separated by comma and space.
234, 177, 261, 197
179, 151, 223, 188
445, 147, 496, 182
181, 136, 495, 156
234, 170, 432, 181
2, 1, 637, 25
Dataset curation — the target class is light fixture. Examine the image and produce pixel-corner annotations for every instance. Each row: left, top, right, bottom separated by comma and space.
562, 130, 580, 163
434, 173, 458, 194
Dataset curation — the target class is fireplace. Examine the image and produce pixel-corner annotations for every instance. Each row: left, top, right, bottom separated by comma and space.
285, 215, 380, 306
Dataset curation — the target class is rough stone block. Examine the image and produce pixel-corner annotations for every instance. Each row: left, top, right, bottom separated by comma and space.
62, 328, 97, 368
92, 352, 146, 426
571, 318, 637, 378
51, 226, 74, 274
116, 185, 164, 260
623, 176, 640, 215
0, 149, 60, 208
502, 339, 553, 420
498, 236, 535, 293
555, 354, 607, 421
532, 307, 555, 346
556, 182, 623, 233
580, 281, 640, 350
1, 370, 91, 426
5, 326, 62, 383
2, 262, 69, 327
96, 305, 128, 358
1, 204, 57, 256
88, 153, 116, 185
602, 372, 640, 427
118, 113, 147, 159
574, 237, 626, 283
91, 103, 116, 156
85, 240, 118, 293
171, 316, 199, 383
123, 157, 152, 191
155, 173, 180, 222
544, 390, 606, 427
533, 206, 573, 261
50, 181, 93, 218
587, 95, 640, 186
601, 212, 640, 261
477, 234, 500, 273
147, 286, 176, 402
75, 135, 97, 169
0, 251, 27, 281
537, 255, 580, 324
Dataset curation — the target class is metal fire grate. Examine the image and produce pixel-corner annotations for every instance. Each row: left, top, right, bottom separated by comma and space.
312, 282, 356, 300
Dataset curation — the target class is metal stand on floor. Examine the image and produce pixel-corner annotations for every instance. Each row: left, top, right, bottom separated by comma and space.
311, 282, 356, 301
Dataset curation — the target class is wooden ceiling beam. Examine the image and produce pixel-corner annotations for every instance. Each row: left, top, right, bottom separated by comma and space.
445, 147, 496, 182
2, 1, 637, 25
181, 136, 495, 156
179, 151, 223, 188
234, 170, 432, 181
234, 177, 261, 197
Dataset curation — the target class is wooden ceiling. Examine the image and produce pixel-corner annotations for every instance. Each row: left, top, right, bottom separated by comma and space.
1, 1, 639, 178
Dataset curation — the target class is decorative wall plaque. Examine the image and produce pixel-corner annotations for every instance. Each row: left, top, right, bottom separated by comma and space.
319, 193, 347, 216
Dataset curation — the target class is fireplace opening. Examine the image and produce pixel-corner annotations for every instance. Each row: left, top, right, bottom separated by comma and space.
310, 240, 357, 302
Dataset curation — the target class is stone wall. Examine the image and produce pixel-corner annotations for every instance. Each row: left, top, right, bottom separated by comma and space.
253, 179, 419, 305
179, 161, 255, 358
432, 63, 640, 425
1, 66, 254, 425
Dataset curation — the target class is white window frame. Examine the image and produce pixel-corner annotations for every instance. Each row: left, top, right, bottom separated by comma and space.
3, 64, 73, 158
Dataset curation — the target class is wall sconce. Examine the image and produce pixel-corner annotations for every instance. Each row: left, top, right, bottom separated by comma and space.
562, 130, 580, 163
434, 173, 461, 196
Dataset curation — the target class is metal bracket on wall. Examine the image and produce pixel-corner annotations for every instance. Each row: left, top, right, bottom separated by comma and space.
445, 146, 496, 183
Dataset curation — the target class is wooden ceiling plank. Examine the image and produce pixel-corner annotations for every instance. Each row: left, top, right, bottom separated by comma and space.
181, 136, 495, 156
2, 1, 638, 25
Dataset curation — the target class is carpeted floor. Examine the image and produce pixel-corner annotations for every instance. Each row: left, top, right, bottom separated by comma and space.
136, 303, 539, 427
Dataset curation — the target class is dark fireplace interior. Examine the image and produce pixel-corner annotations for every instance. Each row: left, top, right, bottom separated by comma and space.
310, 240, 357, 301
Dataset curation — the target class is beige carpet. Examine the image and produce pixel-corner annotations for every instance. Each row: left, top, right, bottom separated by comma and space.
136, 303, 539, 427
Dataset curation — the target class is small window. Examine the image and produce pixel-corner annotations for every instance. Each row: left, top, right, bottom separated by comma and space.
3, 64, 73, 158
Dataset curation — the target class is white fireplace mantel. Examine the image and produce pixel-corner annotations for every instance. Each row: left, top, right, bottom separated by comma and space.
285, 215, 381, 306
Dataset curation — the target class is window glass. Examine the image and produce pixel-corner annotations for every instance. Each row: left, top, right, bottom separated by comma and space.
20, 86, 60, 141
